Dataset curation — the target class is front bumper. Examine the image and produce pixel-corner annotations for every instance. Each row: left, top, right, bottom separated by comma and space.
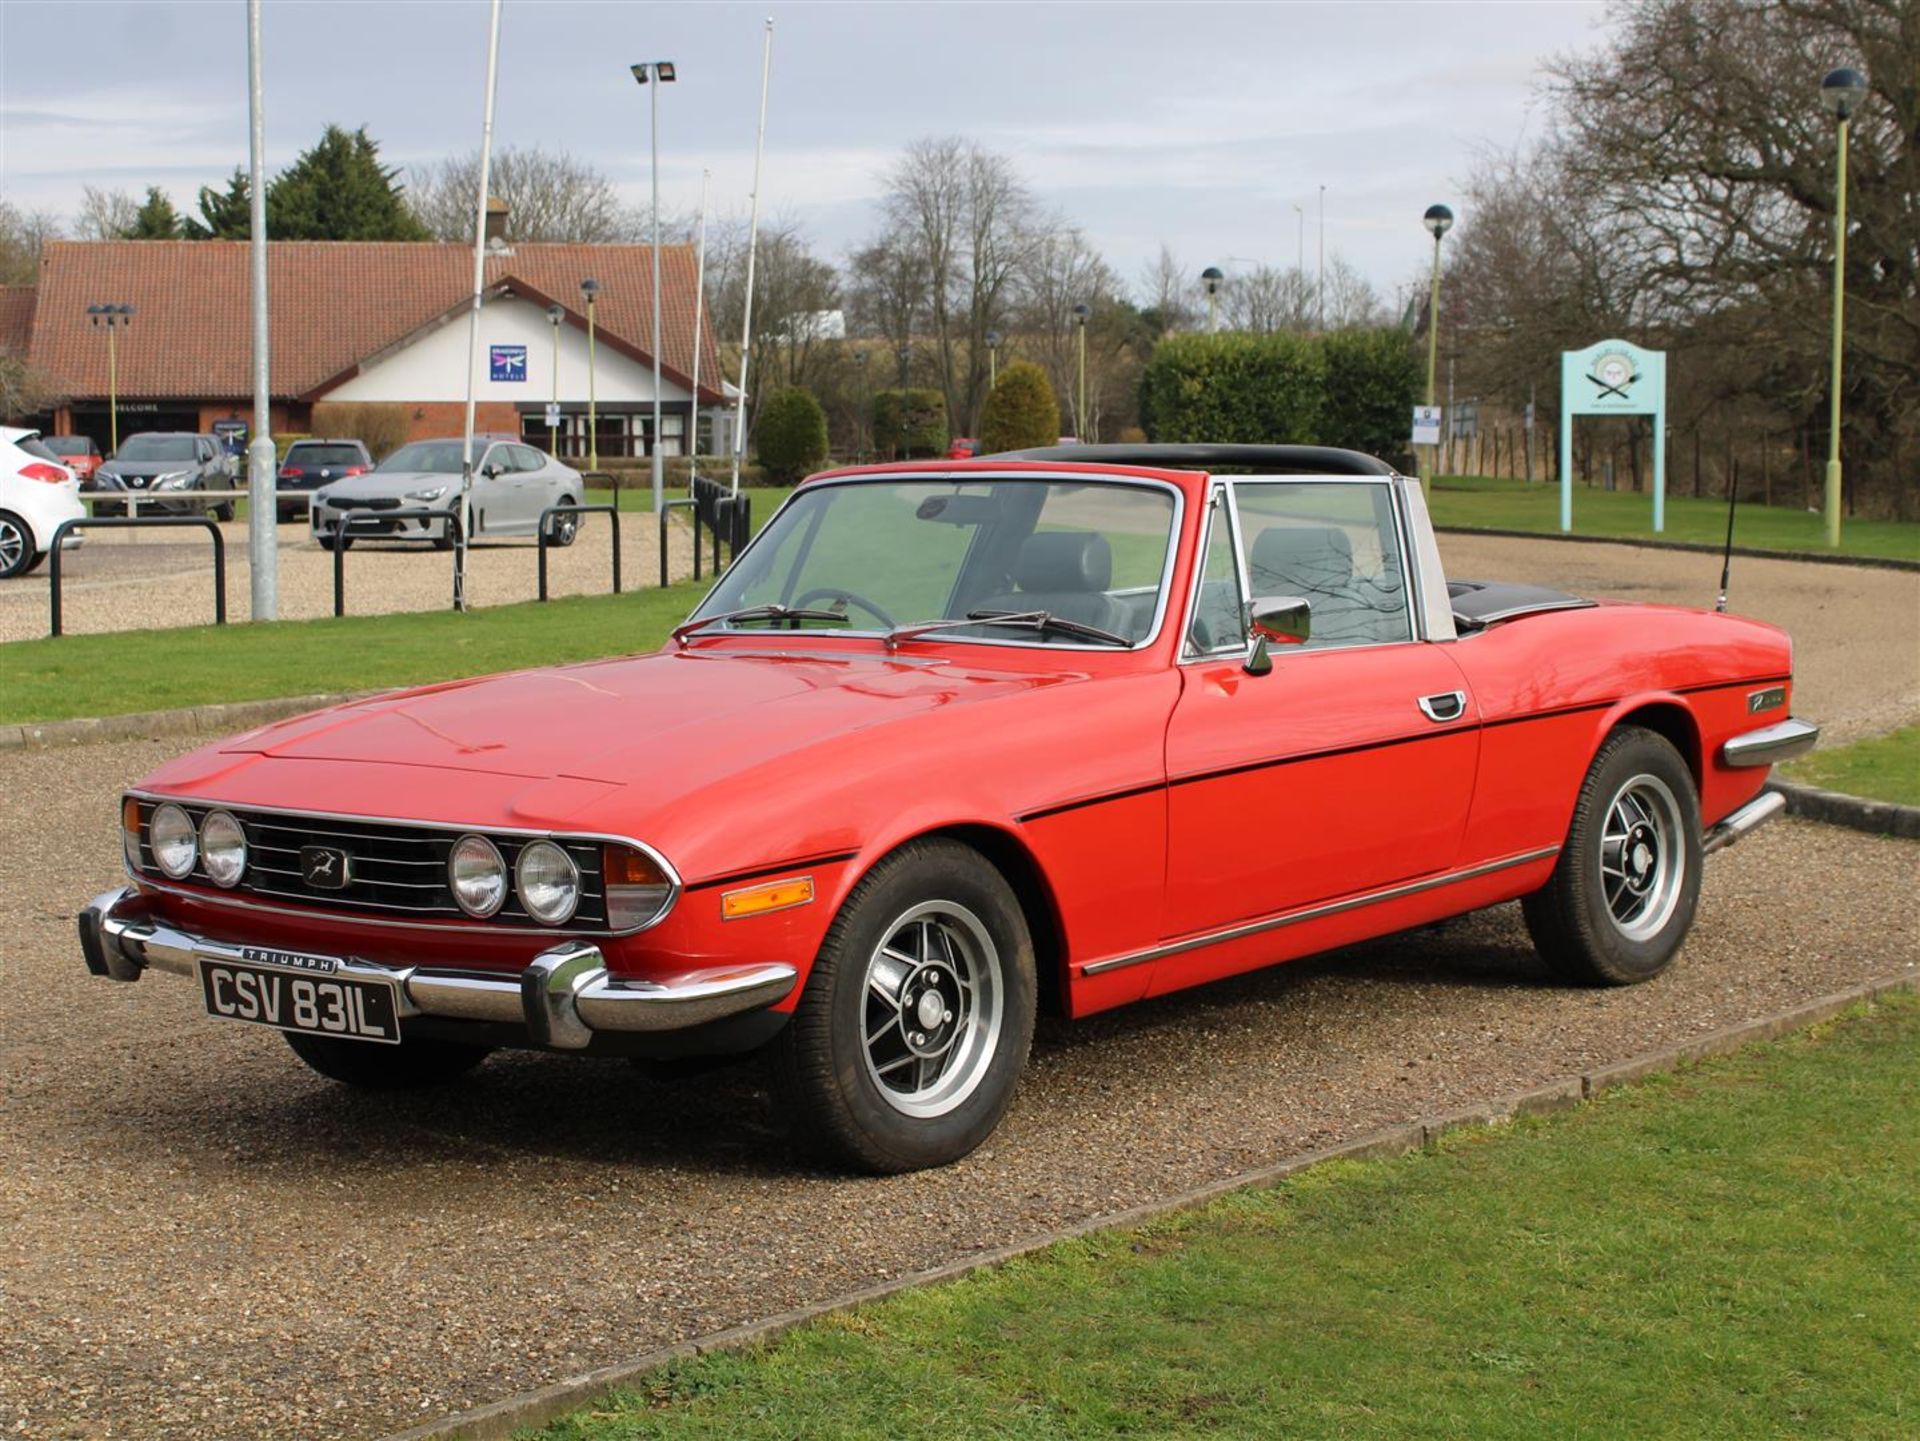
78, 886, 798, 1051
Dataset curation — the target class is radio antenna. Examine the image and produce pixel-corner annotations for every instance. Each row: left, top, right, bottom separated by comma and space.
1714, 456, 1738, 613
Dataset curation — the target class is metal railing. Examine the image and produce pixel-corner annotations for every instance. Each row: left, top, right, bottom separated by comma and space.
536, 503, 620, 602
48, 515, 226, 638
689, 477, 752, 576
331, 508, 462, 618
83, 488, 248, 520
659, 497, 698, 586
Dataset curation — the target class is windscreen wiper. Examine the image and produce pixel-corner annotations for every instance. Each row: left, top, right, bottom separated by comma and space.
885, 609, 1131, 651
672, 603, 850, 646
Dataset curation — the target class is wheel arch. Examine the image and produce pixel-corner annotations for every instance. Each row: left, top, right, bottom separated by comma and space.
1593, 695, 1701, 788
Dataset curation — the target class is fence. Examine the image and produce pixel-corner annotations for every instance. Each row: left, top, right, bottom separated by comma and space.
536, 504, 620, 602
49, 515, 226, 638
331, 508, 461, 618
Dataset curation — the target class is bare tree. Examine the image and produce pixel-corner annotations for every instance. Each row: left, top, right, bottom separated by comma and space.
74, 187, 138, 241
0, 200, 60, 286
1137, 244, 1194, 334
1223, 265, 1314, 333
408, 146, 635, 242
844, 223, 929, 345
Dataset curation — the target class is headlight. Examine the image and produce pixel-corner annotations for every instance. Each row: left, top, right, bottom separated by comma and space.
312, 489, 333, 507
515, 841, 580, 926
200, 810, 247, 888
153, 470, 193, 491
604, 844, 675, 931
405, 485, 449, 502
149, 803, 198, 879
448, 834, 507, 918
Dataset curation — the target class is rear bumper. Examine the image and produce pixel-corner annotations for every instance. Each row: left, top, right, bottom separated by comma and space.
1702, 789, 1785, 855
78, 885, 798, 1050
1723, 717, 1820, 768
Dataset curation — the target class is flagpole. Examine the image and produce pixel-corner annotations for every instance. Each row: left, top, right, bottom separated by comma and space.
245, 0, 276, 620
689, 167, 710, 480
729, 16, 772, 495
455, 0, 503, 613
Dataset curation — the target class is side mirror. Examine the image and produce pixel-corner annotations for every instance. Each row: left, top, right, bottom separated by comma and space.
1243, 596, 1311, 676
480, 464, 501, 479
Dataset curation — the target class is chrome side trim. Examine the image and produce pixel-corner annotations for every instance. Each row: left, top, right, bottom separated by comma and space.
1702, 790, 1786, 855
1721, 717, 1819, 768
78, 886, 799, 1041
1079, 846, 1561, 977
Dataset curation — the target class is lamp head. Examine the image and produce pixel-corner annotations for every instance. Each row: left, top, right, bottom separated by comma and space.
580, 278, 600, 297
1821, 66, 1868, 120
1072, 303, 1091, 324
1424, 204, 1454, 239
985, 329, 1001, 349
631, 60, 676, 84
547, 303, 565, 323
1200, 265, 1224, 296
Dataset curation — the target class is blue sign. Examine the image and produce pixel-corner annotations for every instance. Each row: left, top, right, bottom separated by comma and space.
489, 344, 528, 383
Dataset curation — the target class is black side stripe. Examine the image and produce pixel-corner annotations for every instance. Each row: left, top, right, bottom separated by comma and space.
684, 851, 860, 893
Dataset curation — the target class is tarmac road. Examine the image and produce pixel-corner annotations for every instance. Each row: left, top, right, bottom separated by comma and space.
1, 536, 1916, 1439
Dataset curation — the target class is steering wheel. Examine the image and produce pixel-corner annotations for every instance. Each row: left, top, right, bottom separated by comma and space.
791, 587, 896, 628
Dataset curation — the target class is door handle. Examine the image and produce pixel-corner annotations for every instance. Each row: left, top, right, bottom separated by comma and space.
1418, 690, 1467, 722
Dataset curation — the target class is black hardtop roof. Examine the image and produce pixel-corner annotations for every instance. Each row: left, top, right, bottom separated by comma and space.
986, 443, 1400, 477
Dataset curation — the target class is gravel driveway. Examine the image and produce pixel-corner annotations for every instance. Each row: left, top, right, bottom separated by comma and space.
2, 740, 1915, 1440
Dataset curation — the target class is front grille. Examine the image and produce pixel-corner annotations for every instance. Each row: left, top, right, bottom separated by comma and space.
356, 497, 402, 511
133, 800, 610, 929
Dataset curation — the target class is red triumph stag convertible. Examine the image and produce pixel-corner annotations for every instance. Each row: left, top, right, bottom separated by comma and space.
80, 444, 1818, 1172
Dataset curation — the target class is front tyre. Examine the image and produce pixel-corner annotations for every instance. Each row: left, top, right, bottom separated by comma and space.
1523, 726, 1702, 986
283, 1030, 490, 1089
771, 839, 1036, 1173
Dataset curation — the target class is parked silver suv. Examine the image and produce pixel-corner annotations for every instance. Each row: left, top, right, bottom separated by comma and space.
91, 433, 236, 519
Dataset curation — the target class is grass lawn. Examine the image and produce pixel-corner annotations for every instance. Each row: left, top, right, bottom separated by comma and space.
0, 586, 705, 724
1785, 726, 1920, 807
1427, 473, 1920, 564
534, 995, 1919, 1441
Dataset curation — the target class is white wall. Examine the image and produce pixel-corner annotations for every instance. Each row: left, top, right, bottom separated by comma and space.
326, 294, 692, 406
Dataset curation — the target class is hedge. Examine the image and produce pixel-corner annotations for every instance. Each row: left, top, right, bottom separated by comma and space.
872, 389, 948, 458
979, 361, 1059, 454
754, 387, 830, 482
1138, 328, 1419, 462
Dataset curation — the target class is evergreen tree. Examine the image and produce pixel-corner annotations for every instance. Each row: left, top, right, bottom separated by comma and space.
126, 187, 183, 240
265, 125, 429, 241
979, 361, 1060, 454
182, 170, 252, 239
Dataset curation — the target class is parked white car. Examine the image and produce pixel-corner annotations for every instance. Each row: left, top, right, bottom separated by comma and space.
0, 426, 86, 579
309, 436, 585, 551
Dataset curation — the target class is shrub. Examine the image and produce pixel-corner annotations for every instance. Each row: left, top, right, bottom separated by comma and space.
872, 389, 948, 458
979, 361, 1060, 454
1319, 328, 1421, 463
754, 387, 830, 482
310, 402, 411, 461
1138, 332, 1326, 446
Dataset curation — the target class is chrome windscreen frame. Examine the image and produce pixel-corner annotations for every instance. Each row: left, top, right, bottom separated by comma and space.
122, 790, 683, 938
681, 470, 1189, 654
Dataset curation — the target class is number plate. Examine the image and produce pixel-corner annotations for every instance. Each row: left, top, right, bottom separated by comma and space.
196, 955, 401, 1045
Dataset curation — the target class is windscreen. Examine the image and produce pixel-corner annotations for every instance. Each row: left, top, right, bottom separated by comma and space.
691, 477, 1179, 647
376, 441, 469, 474
115, 436, 196, 463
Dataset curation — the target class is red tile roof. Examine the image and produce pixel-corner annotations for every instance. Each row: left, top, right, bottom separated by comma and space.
24, 240, 723, 404
0, 287, 34, 354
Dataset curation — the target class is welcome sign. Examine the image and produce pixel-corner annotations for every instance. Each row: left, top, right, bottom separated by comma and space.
1559, 337, 1668, 532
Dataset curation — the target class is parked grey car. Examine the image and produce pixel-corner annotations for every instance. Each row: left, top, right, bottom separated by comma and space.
91, 433, 236, 518
309, 436, 584, 551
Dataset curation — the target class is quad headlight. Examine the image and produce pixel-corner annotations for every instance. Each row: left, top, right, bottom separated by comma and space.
199, 810, 247, 888
515, 840, 580, 926
149, 803, 198, 879
448, 834, 508, 918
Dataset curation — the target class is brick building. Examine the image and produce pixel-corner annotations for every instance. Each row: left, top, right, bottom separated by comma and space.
3, 237, 726, 461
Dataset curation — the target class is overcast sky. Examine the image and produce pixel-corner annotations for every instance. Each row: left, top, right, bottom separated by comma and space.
1, 0, 1611, 304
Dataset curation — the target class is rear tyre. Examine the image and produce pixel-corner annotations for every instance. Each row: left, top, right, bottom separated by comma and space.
0, 511, 35, 579
1522, 726, 1702, 986
283, 1031, 490, 1090
548, 499, 580, 547
770, 839, 1036, 1174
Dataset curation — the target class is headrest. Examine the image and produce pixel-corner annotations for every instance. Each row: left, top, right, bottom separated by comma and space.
1250, 525, 1353, 590
1013, 531, 1112, 593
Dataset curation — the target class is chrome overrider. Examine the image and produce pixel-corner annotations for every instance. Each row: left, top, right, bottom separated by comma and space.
76, 886, 799, 1049
1722, 717, 1820, 768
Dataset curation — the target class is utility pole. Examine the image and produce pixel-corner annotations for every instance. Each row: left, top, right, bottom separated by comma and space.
1316, 184, 1326, 331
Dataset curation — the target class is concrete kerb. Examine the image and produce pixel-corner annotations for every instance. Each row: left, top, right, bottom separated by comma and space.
379, 970, 1918, 1441
1766, 776, 1920, 840
1432, 525, 1920, 573
0, 692, 377, 753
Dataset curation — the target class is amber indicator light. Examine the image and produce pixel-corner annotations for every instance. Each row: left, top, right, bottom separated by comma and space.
122, 796, 141, 835
603, 844, 668, 887
721, 875, 815, 921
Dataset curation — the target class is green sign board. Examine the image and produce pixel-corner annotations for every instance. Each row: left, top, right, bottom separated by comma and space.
1560, 337, 1668, 532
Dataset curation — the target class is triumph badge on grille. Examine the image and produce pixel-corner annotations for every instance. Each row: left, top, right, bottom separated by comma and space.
298, 845, 352, 889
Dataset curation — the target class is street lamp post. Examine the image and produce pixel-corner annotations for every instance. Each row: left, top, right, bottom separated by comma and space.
1317, 184, 1327, 331
1201, 267, 1224, 333
1072, 303, 1091, 441
630, 59, 676, 518
86, 305, 134, 453
1820, 65, 1867, 548
985, 329, 1001, 390
580, 278, 600, 470
1421, 204, 1454, 493
853, 349, 869, 461
546, 303, 564, 456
